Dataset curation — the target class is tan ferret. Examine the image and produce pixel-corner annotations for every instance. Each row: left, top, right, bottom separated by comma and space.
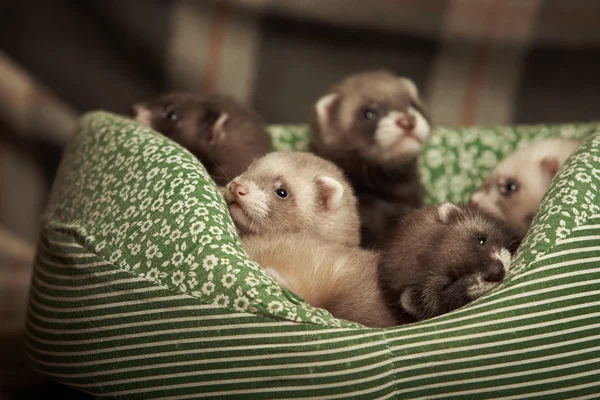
469, 138, 581, 243
379, 203, 514, 323
310, 70, 432, 249
243, 232, 397, 328
223, 152, 360, 247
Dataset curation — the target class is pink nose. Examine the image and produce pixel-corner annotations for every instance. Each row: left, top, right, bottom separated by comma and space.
468, 197, 478, 207
230, 181, 248, 197
396, 114, 416, 131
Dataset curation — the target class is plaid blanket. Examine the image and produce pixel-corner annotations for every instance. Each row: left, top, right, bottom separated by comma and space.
0, 0, 599, 395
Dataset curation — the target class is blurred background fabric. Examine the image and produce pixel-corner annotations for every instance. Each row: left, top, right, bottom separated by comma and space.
0, 0, 599, 397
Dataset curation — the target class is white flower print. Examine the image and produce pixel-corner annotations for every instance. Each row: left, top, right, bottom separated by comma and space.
109, 249, 122, 263
214, 294, 230, 308
233, 296, 250, 312
194, 206, 209, 217
170, 229, 182, 242
146, 243, 163, 260
190, 221, 205, 235
187, 276, 198, 289
146, 268, 160, 282
128, 242, 142, 256
201, 281, 215, 296
171, 200, 184, 214
203, 254, 219, 271
209, 226, 223, 236
171, 270, 186, 286
562, 195, 577, 205
171, 251, 185, 266
267, 301, 284, 314
575, 172, 591, 183
181, 185, 195, 195
199, 235, 212, 246
222, 272, 237, 288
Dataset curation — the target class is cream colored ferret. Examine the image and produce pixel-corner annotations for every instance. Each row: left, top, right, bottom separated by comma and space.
243, 233, 397, 328
469, 138, 581, 242
223, 152, 360, 247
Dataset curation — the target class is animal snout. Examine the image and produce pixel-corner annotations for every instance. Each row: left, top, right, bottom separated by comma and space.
130, 105, 139, 118
230, 180, 249, 197
483, 262, 505, 283
396, 114, 416, 131
468, 196, 478, 208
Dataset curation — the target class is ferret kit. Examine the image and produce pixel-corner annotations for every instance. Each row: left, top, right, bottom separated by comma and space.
310, 70, 432, 248
132, 92, 272, 186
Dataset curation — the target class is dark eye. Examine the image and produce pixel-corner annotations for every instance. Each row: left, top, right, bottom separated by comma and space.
478, 236, 487, 245
362, 107, 377, 121
275, 188, 288, 198
500, 180, 518, 196
166, 111, 178, 121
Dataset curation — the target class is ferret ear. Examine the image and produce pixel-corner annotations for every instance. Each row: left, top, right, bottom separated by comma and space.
209, 112, 229, 145
315, 176, 344, 213
438, 202, 461, 223
540, 156, 560, 180
315, 93, 339, 127
398, 77, 419, 99
400, 287, 419, 317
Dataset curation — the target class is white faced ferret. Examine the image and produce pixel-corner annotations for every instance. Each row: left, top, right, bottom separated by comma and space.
243, 233, 397, 328
310, 69, 432, 249
223, 152, 361, 247
378, 203, 514, 323
131, 92, 273, 186
469, 138, 581, 245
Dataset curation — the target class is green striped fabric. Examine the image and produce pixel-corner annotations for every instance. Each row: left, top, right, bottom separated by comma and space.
25, 112, 600, 399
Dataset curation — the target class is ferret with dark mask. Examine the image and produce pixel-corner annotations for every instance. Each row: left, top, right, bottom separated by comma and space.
131, 92, 273, 186
223, 151, 361, 247
469, 138, 581, 245
309, 70, 432, 249
378, 203, 514, 323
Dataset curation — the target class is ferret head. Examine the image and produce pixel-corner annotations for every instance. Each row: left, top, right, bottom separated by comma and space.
379, 203, 514, 321
223, 152, 360, 246
131, 92, 271, 185
469, 139, 580, 241
132, 93, 234, 153
310, 70, 431, 168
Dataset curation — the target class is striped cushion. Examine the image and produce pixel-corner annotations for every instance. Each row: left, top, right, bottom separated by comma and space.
26, 112, 600, 399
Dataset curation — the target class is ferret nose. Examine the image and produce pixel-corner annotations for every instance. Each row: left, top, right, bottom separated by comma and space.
468, 197, 478, 207
396, 114, 416, 131
130, 105, 139, 118
230, 181, 249, 197
483, 263, 505, 283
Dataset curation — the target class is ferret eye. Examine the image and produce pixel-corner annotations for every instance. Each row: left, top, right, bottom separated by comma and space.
362, 107, 377, 121
166, 111, 178, 122
477, 236, 487, 245
500, 180, 519, 196
275, 188, 288, 198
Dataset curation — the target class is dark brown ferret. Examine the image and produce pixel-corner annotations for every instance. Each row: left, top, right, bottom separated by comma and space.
223, 151, 360, 247
132, 92, 272, 186
309, 70, 432, 249
378, 203, 514, 323
243, 232, 397, 328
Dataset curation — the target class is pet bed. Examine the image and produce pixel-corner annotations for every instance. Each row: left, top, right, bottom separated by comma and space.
25, 112, 600, 399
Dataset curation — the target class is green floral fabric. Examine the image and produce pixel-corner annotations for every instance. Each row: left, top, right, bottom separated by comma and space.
43, 112, 600, 329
